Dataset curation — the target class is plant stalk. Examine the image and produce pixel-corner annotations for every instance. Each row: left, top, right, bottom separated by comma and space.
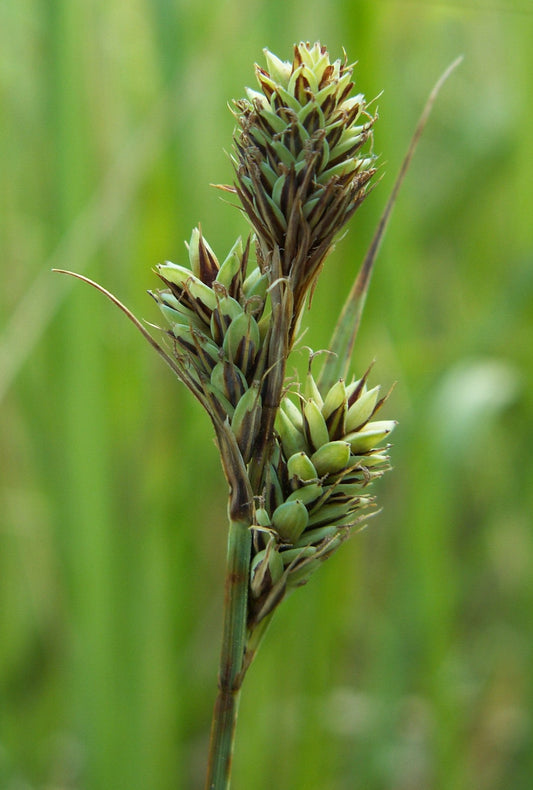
205, 515, 252, 790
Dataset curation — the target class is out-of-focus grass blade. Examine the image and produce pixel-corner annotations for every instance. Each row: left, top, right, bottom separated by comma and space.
0, 89, 169, 406
318, 56, 463, 393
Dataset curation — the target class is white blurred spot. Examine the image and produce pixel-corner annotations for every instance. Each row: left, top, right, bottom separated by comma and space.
430, 358, 520, 454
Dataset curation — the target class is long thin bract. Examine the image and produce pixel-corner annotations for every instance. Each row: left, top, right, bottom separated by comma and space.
318, 56, 463, 393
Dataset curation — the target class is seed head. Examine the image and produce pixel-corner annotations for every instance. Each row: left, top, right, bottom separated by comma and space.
232, 42, 377, 320
250, 367, 395, 623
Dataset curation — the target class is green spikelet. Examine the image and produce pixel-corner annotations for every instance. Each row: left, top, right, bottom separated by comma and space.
171, 324, 219, 372
242, 267, 269, 300
294, 525, 339, 548
321, 379, 347, 420
157, 263, 217, 312
287, 451, 317, 483
345, 385, 381, 432
286, 483, 323, 507
250, 541, 284, 598
254, 507, 271, 528
281, 396, 305, 432
303, 399, 330, 451
307, 501, 359, 529
210, 360, 247, 407
222, 312, 260, 377
305, 370, 324, 410
155, 292, 207, 332
321, 379, 348, 439
210, 294, 244, 345
272, 500, 309, 544
156, 263, 218, 326
231, 382, 262, 462
275, 406, 307, 458
187, 226, 220, 286
216, 241, 243, 290
280, 546, 317, 567
346, 419, 396, 454
311, 440, 351, 476
266, 462, 285, 511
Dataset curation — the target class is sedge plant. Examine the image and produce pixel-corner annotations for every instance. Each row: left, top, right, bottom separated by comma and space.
55, 42, 461, 790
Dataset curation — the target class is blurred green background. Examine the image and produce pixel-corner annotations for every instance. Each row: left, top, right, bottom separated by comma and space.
1, 1, 532, 788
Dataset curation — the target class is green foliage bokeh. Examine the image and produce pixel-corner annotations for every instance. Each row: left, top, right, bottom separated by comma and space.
1, 1, 532, 788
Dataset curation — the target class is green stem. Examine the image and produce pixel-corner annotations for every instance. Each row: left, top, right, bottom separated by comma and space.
205, 516, 252, 790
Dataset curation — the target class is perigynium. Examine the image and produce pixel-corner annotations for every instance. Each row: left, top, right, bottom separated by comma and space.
54, 41, 461, 790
